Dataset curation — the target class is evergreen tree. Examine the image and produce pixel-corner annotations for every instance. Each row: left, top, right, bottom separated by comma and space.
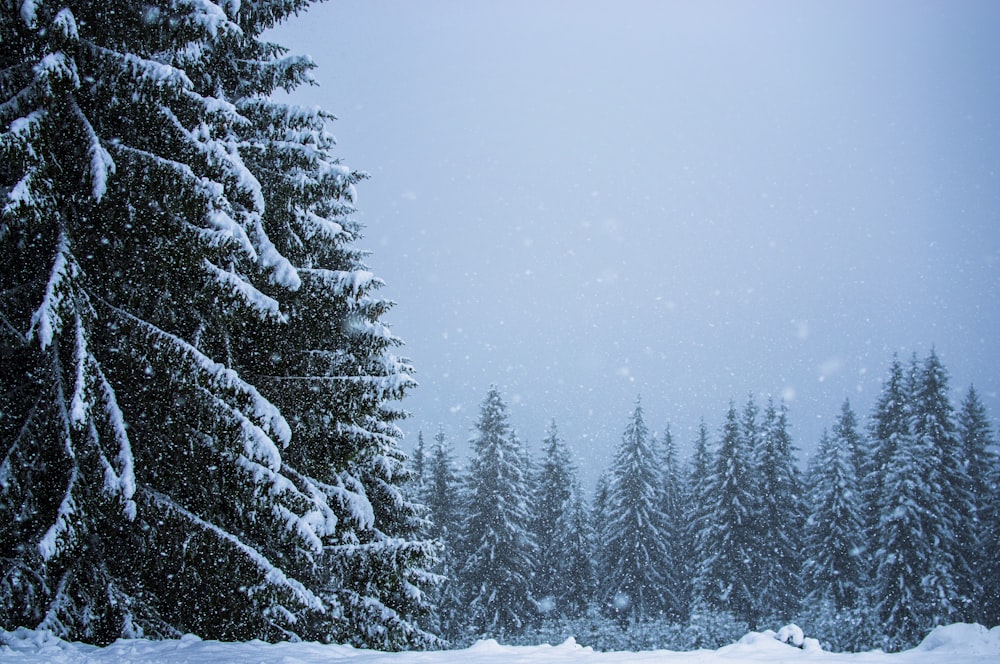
873, 350, 972, 650
546, 479, 596, 619
457, 386, 537, 637
696, 402, 760, 628
599, 397, 676, 624
958, 386, 1000, 625
908, 350, 975, 622
656, 424, 688, 620
686, 418, 714, 608
753, 399, 803, 622
421, 428, 462, 639
802, 428, 866, 612
531, 420, 576, 616
865, 356, 909, 544
0, 1, 435, 647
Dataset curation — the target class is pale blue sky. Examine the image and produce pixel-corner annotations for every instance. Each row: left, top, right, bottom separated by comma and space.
270, 1, 1000, 483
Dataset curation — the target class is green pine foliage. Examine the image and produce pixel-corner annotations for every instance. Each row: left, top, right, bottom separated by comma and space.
457, 386, 537, 638
1, 0, 434, 648
599, 398, 675, 625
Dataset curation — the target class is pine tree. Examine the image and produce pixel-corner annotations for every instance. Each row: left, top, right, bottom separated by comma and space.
696, 402, 759, 629
687, 418, 714, 609
599, 397, 675, 625
753, 399, 803, 622
656, 424, 688, 620
865, 356, 909, 545
531, 420, 576, 616
422, 428, 462, 639
958, 386, 1000, 625
802, 428, 866, 612
547, 479, 597, 619
0, 1, 435, 647
457, 386, 537, 637
908, 350, 975, 622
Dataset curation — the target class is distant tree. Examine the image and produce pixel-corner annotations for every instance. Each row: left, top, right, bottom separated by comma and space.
547, 479, 597, 618
803, 428, 866, 612
657, 424, 688, 620
753, 399, 804, 622
865, 356, 909, 542
457, 387, 537, 637
422, 428, 462, 638
687, 418, 714, 607
531, 420, 577, 615
958, 386, 1000, 625
695, 402, 760, 629
908, 350, 975, 621
599, 397, 676, 625
412, 431, 428, 488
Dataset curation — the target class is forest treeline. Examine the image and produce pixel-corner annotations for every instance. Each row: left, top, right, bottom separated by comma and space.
410, 350, 1000, 652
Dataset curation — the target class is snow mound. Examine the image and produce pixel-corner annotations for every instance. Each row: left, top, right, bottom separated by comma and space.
915, 623, 1000, 655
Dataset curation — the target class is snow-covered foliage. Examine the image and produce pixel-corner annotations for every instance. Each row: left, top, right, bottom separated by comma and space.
1, 0, 433, 648
598, 397, 677, 624
456, 387, 538, 638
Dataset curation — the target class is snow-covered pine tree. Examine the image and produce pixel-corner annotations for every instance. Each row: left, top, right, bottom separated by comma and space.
421, 428, 462, 639
656, 424, 688, 620
1, 1, 436, 647
686, 418, 714, 608
802, 428, 866, 612
907, 350, 975, 622
231, 8, 439, 644
547, 479, 596, 619
531, 420, 577, 616
457, 386, 537, 637
873, 350, 973, 650
753, 399, 804, 622
695, 402, 760, 629
412, 431, 428, 488
957, 386, 999, 625
865, 356, 909, 545
600, 397, 675, 625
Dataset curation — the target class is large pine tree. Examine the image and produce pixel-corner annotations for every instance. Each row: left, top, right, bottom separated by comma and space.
803, 427, 866, 612
599, 397, 675, 625
696, 402, 759, 628
457, 386, 537, 637
957, 386, 1000, 625
753, 399, 803, 622
0, 0, 434, 647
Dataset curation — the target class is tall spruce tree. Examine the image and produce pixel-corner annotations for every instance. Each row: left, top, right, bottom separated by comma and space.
865, 356, 909, 544
696, 402, 760, 628
531, 420, 577, 616
686, 418, 714, 610
0, 1, 435, 647
421, 428, 462, 639
457, 386, 537, 637
599, 397, 676, 624
547, 479, 596, 619
753, 399, 803, 622
802, 428, 866, 612
957, 386, 999, 625
657, 424, 688, 620
908, 350, 975, 622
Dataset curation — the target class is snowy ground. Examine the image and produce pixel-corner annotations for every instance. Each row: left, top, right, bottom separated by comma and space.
2, 624, 998, 663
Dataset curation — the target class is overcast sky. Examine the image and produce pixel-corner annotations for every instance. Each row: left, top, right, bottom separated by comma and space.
270, 0, 1000, 486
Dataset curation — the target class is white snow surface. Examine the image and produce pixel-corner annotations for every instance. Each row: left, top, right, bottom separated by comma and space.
1, 624, 998, 664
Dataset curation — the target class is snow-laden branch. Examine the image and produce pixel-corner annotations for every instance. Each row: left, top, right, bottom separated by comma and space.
143, 486, 325, 612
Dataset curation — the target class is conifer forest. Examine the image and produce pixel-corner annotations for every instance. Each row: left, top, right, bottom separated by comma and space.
1, 0, 998, 657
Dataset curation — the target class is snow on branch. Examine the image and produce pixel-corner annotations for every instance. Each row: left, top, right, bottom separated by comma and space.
204, 259, 285, 321
143, 487, 325, 612
38, 466, 79, 561
95, 365, 137, 520
298, 268, 380, 299
100, 299, 292, 446
27, 232, 74, 350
